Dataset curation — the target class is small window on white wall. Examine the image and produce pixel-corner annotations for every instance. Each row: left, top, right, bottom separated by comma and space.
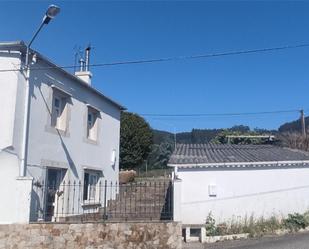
51, 93, 68, 131
208, 184, 217, 197
87, 107, 99, 141
111, 149, 116, 166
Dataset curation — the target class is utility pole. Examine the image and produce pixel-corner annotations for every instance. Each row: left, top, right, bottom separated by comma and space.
174, 127, 177, 150
300, 109, 306, 138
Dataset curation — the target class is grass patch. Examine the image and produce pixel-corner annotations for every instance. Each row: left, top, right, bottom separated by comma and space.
205, 211, 309, 238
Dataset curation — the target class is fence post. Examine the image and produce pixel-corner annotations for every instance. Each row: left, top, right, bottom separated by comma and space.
103, 180, 107, 220
15, 176, 33, 223
173, 179, 182, 222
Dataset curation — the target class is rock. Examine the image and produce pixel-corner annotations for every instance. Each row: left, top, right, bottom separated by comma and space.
119, 170, 137, 184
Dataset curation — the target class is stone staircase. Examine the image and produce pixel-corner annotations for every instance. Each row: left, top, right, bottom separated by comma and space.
105, 179, 173, 221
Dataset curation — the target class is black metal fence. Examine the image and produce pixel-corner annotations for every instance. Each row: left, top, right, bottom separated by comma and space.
31, 179, 173, 222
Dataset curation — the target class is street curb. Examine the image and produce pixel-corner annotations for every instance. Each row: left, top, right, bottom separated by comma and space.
204, 233, 249, 243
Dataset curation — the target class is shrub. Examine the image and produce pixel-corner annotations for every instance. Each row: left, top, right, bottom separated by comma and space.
261, 216, 282, 233
241, 216, 258, 237
229, 219, 243, 235
303, 211, 309, 225
246, 216, 282, 237
283, 213, 308, 232
216, 223, 228, 235
205, 212, 218, 236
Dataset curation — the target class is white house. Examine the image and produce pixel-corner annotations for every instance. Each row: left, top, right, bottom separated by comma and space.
169, 143, 309, 225
0, 41, 125, 224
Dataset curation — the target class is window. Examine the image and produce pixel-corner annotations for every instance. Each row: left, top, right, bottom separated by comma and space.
83, 171, 100, 201
52, 97, 62, 125
87, 112, 95, 136
51, 93, 68, 131
87, 107, 99, 141
208, 184, 217, 197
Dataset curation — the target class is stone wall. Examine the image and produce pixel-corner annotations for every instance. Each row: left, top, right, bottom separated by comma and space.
0, 222, 182, 249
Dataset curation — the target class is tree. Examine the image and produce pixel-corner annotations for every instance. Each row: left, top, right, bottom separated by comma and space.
229, 125, 250, 133
147, 142, 174, 169
279, 117, 309, 133
210, 128, 273, 145
120, 112, 153, 169
278, 132, 309, 151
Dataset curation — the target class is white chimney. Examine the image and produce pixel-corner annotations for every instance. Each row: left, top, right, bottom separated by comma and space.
75, 46, 92, 85
75, 71, 92, 85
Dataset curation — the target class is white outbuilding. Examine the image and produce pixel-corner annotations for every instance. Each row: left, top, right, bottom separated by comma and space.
169, 143, 309, 225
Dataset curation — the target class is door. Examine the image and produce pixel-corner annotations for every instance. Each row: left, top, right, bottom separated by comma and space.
44, 168, 66, 221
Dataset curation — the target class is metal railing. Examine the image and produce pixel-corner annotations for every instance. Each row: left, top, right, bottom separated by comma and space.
31, 179, 173, 222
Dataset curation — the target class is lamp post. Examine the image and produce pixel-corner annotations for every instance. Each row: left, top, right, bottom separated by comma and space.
20, 5, 60, 176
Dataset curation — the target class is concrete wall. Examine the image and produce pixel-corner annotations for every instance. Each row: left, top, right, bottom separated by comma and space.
176, 166, 309, 225
0, 151, 33, 224
0, 52, 21, 150
26, 59, 121, 183
0, 222, 182, 249
26, 60, 121, 220
0, 51, 31, 224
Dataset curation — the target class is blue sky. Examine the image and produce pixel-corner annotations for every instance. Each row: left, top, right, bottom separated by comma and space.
0, 1, 308, 132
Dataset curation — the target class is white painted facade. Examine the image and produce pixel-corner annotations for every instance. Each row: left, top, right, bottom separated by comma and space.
0, 42, 124, 224
172, 165, 309, 225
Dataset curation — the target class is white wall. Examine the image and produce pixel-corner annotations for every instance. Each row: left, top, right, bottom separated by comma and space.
24, 60, 121, 219
0, 151, 32, 224
0, 52, 20, 150
0, 51, 33, 224
176, 166, 309, 225
26, 60, 121, 184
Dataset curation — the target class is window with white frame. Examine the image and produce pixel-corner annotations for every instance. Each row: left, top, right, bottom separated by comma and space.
87, 107, 99, 141
83, 171, 100, 201
51, 92, 68, 131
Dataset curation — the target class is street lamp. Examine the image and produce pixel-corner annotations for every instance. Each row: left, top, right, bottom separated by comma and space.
44, 4, 61, 24
20, 5, 60, 176
26, 5, 61, 64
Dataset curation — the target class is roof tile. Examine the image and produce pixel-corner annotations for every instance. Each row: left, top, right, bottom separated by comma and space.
169, 144, 309, 166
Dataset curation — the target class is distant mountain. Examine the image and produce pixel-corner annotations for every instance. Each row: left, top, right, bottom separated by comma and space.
153, 116, 309, 146
278, 116, 309, 133
153, 128, 222, 145
153, 129, 175, 144
177, 128, 223, 144
153, 125, 264, 145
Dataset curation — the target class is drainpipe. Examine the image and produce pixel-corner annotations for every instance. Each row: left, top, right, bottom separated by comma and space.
19, 45, 31, 176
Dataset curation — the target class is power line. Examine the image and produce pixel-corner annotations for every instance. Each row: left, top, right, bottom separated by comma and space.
0, 43, 309, 73
140, 109, 304, 117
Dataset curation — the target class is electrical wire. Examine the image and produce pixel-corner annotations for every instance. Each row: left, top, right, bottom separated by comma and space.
140, 109, 303, 117
0, 43, 309, 73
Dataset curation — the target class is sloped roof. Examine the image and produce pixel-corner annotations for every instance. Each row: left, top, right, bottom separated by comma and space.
0, 41, 126, 110
168, 144, 309, 167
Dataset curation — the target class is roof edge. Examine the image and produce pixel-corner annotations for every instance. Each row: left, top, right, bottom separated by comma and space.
0, 41, 126, 111
168, 160, 309, 168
